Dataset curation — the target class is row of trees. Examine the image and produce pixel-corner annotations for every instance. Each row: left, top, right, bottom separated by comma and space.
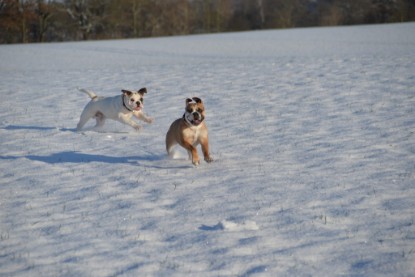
1, 0, 414, 44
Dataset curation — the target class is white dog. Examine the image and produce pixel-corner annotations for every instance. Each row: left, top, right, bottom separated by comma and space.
76, 88, 153, 131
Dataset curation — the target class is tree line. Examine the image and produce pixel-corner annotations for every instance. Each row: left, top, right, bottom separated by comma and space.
1, 0, 414, 44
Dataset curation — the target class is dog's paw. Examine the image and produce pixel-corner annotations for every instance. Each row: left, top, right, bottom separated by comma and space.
133, 125, 141, 131
192, 159, 200, 166
146, 117, 154, 124
205, 156, 213, 163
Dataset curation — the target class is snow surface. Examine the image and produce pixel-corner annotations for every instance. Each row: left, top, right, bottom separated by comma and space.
1, 23, 415, 276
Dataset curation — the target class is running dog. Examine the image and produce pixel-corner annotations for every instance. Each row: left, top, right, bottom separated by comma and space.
76, 88, 153, 131
166, 97, 213, 166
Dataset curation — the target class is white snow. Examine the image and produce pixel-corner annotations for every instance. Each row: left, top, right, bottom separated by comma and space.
1, 23, 414, 276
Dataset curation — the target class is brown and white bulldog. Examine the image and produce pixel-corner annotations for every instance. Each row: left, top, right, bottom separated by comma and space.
76, 87, 153, 131
166, 97, 213, 166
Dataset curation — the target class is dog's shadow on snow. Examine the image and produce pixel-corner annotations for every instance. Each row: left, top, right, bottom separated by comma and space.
25, 151, 163, 165
2, 125, 192, 169
3, 125, 76, 132
2, 151, 192, 169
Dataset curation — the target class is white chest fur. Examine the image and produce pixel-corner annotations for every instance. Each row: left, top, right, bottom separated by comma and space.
183, 124, 202, 146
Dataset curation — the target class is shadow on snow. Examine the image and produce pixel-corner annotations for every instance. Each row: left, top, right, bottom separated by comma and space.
3, 125, 76, 132
1, 151, 164, 165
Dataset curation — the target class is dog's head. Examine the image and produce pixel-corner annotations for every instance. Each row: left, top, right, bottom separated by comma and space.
184, 97, 205, 126
121, 88, 147, 111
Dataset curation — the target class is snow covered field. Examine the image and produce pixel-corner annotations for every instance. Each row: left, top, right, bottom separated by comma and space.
1, 23, 414, 276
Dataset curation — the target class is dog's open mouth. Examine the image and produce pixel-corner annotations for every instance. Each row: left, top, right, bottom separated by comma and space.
134, 106, 142, 111
191, 119, 202, 126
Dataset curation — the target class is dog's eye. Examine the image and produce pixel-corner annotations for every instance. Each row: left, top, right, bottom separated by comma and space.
197, 108, 203, 113
130, 99, 135, 102
140, 98, 144, 103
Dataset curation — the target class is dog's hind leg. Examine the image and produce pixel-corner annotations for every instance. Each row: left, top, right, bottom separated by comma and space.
94, 111, 105, 128
77, 110, 94, 131
165, 131, 178, 158
166, 141, 177, 158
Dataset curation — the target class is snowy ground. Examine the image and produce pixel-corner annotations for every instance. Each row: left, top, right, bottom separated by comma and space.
1, 23, 414, 276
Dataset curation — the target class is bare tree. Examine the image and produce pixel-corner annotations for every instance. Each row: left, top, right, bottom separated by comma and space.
0, 0, 20, 43
257, 0, 265, 27
319, 1, 344, 26
35, 0, 53, 42
65, 0, 93, 40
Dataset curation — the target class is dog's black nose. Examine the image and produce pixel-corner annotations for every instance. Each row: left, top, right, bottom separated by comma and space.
136, 102, 141, 106
193, 112, 200, 119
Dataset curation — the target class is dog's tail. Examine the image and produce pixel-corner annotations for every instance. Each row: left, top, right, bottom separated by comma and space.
78, 88, 98, 100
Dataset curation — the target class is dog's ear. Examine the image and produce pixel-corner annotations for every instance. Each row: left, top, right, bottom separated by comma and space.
122, 90, 132, 96
186, 98, 193, 105
138, 87, 147, 95
192, 97, 202, 104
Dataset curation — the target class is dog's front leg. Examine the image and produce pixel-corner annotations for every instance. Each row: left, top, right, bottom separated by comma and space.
134, 111, 154, 124
118, 114, 141, 131
182, 142, 200, 166
200, 138, 213, 163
